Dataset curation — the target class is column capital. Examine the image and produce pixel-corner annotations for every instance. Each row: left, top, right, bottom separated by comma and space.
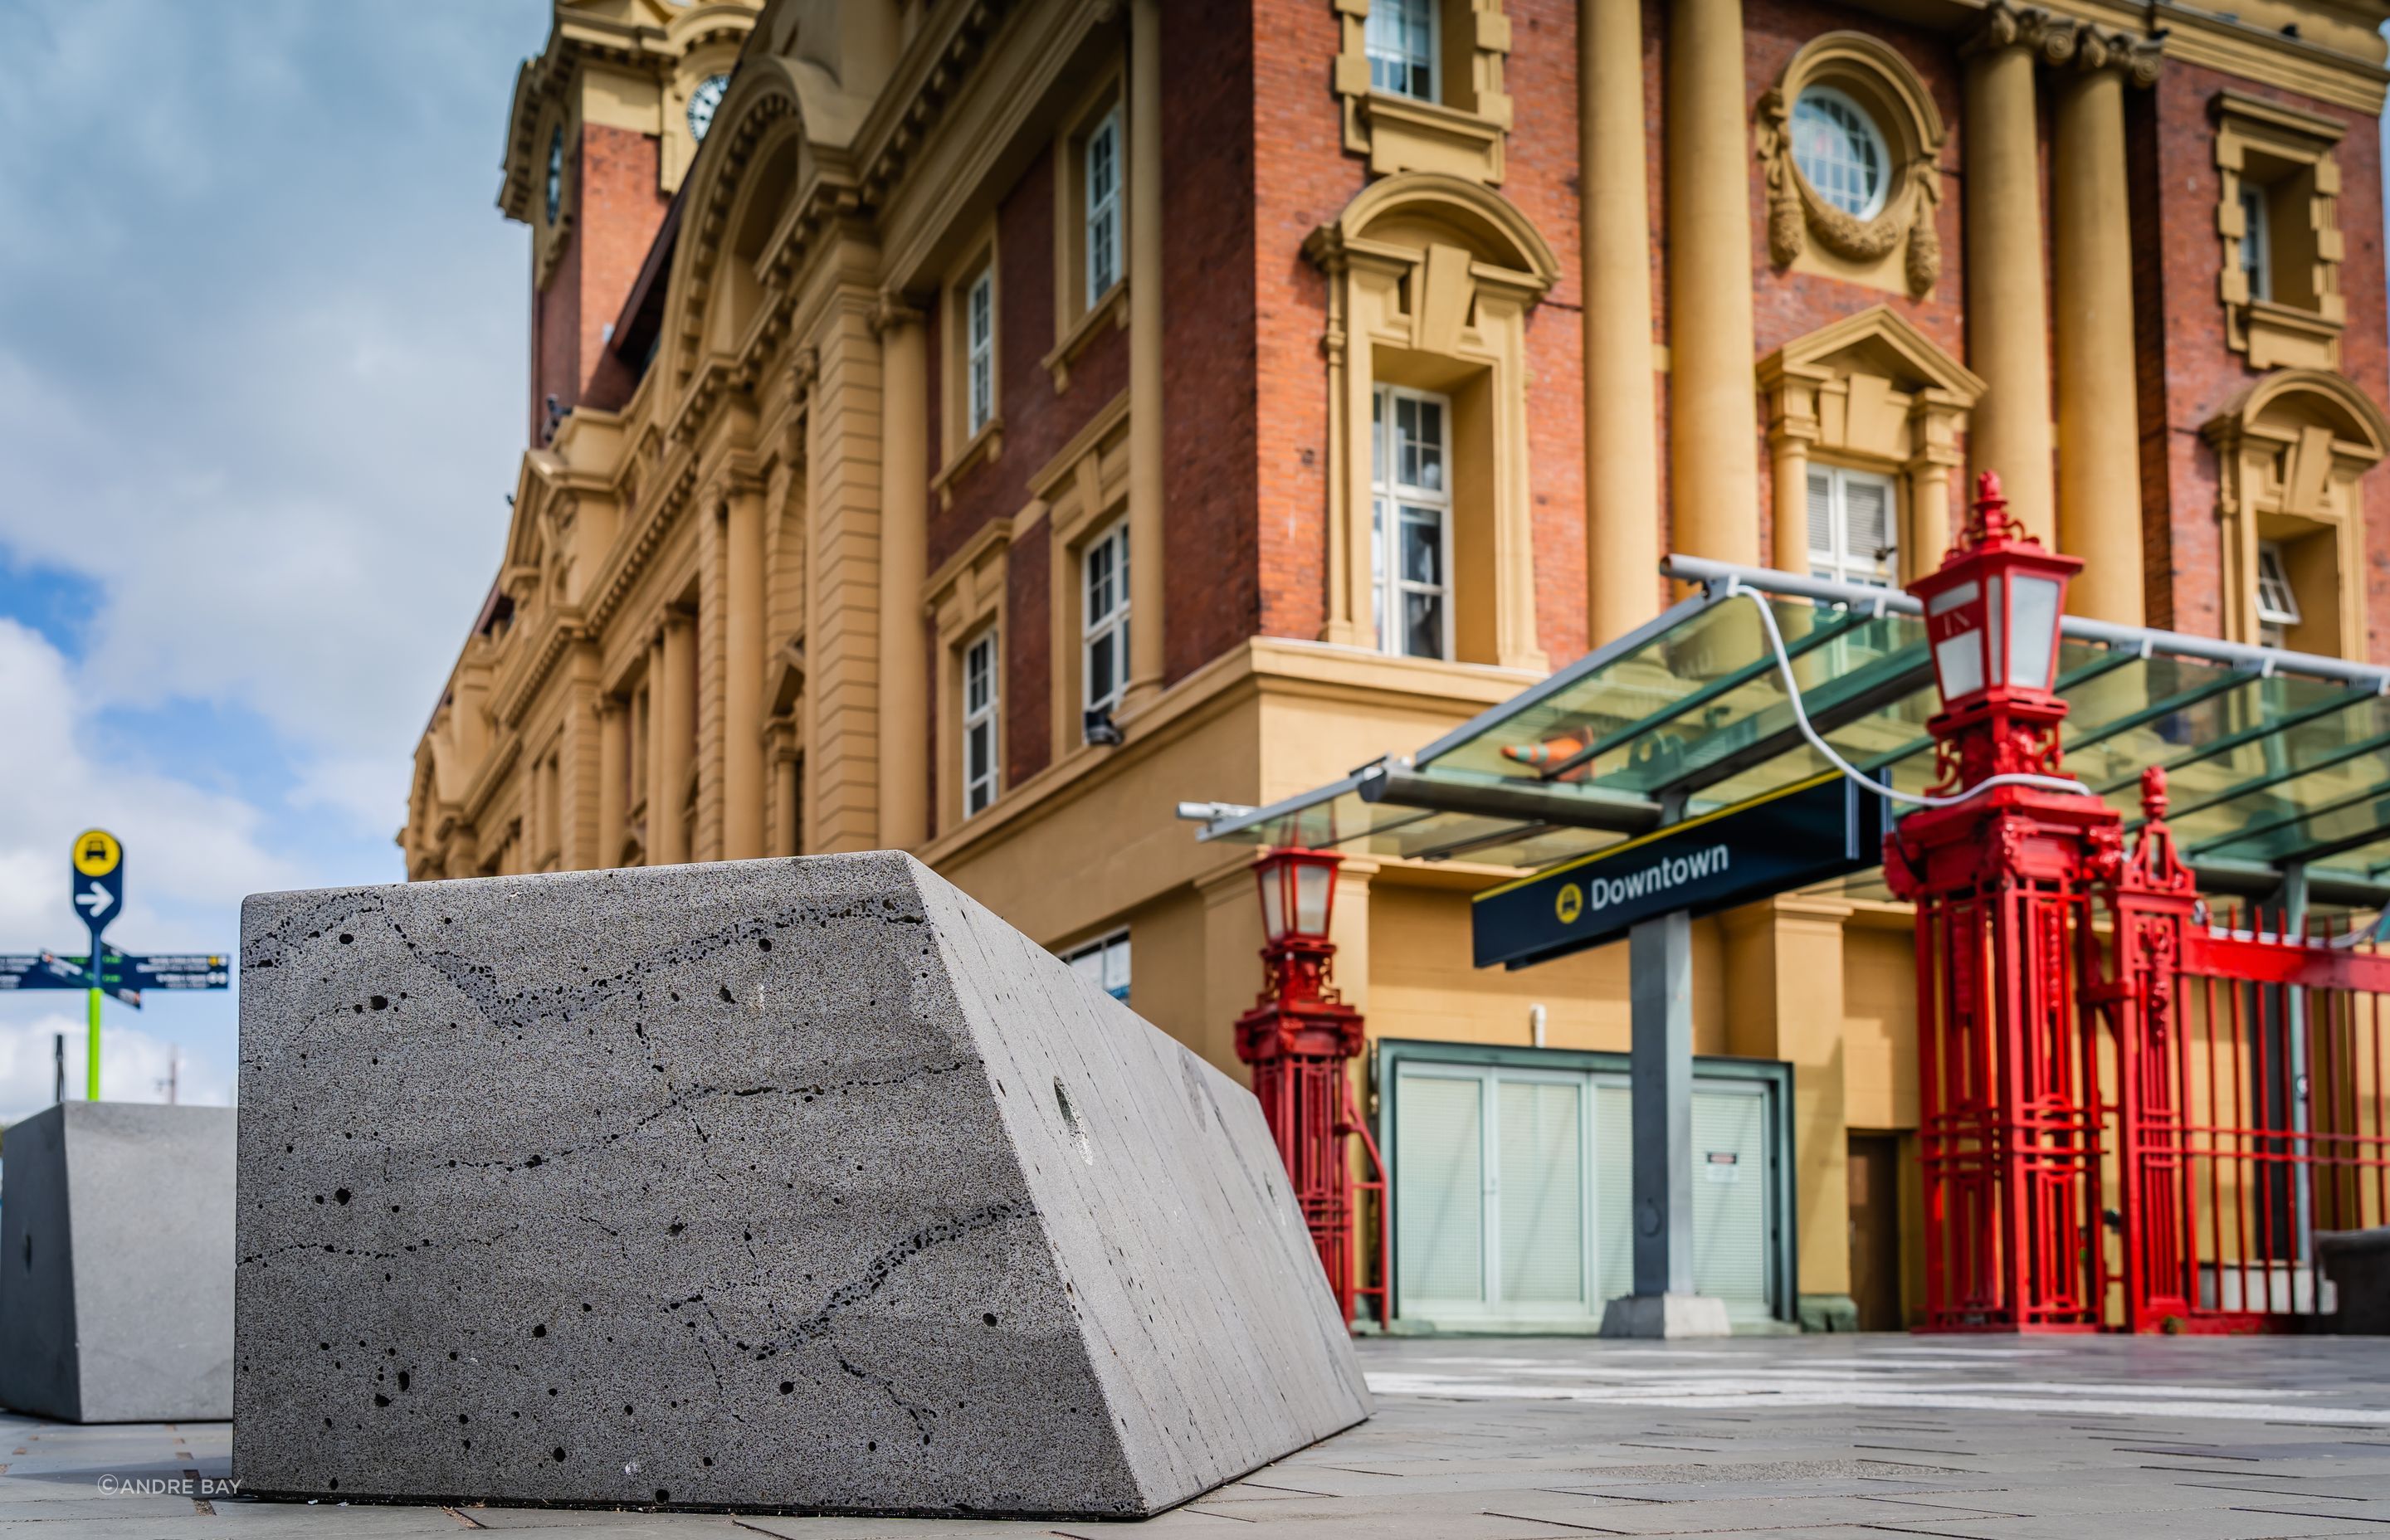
1963, 3, 2161, 85
871, 288, 928, 336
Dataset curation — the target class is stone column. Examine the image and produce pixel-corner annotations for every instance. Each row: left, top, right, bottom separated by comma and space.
875, 296, 929, 850
597, 698, 627, 870
1724, 894, 1857, 1330
723, 489, 768, 859
1121, 0, 1165, 713
656, 612, 695, 865
1665, 0, 1761, 568
2051, 32, 2158, 624
642, 640, 666, 863
1961, 7, 2056, 545
772, 751, 800, 858
1583, 0, 1661, 639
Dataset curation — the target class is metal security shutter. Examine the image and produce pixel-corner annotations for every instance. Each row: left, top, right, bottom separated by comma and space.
1496, 1078, 1585, 1306
1593, 1082, 1634, 1307
1395, 1071, 1485, 1310
1690, 1084, 1773, 1322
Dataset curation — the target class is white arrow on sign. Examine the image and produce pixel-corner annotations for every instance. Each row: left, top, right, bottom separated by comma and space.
75, 881, 115, 919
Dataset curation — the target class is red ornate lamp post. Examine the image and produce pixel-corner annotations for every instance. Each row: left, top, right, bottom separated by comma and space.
1234, 847, 1387, 1325
1887, 472, 2120, 1330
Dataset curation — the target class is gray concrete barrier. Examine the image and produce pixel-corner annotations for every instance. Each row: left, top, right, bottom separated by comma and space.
234, 852, 1368, 1517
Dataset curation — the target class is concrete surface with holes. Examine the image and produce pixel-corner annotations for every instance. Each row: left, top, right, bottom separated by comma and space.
231, 853, 1366, 1518
12, 1334, 2390, 1537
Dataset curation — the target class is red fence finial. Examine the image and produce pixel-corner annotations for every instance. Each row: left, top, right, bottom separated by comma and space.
2139, 764, 2169, 823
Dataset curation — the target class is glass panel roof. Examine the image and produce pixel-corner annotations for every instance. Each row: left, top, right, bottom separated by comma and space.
1199, 569, 2390, 890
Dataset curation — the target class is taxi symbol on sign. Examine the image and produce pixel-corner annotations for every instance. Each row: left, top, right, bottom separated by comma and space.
72, 830, 122, 879
1554, 882, 1584, 926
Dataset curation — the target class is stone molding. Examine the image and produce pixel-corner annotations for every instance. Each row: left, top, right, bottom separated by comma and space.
2202, 367, 2390, 655
1331, 0, 1514, 184
1755, 32, 1948, 299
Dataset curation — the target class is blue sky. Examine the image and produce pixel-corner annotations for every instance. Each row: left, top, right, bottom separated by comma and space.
0, 0, 550, 1115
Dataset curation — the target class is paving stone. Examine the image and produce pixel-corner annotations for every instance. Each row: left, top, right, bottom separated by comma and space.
232, 855, 1368, 1518
0, 1103, 237, 1422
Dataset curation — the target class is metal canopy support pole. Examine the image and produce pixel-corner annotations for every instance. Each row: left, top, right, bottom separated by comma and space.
1602, 907, 1731, 1337
2280, 861, 2314, 1277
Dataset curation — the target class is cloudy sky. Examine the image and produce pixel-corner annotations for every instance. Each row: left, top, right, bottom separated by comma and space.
0, 0, 549, 1116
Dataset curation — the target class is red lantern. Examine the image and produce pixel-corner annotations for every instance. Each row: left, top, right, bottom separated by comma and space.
1907, 472, 2084, 789
1255, 846, 1339, 948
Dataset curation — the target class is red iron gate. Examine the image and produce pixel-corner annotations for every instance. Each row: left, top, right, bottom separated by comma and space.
2098, 799, 2390, 1332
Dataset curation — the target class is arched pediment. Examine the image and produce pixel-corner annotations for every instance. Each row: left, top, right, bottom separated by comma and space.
1310, 172, 1560, 288
658, 61, 812, 390
2210, 367, 2390, 456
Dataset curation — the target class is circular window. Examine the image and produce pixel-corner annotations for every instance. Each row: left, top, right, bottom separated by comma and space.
1790, 85, 1890, 221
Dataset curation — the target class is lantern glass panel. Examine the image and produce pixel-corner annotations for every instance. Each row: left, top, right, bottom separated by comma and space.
1987, 575, 2005, 687
1259, 865, 1287, 943
1927, 579, 1983, 701
2009, 574, 2061, 690
1295, 862, 1333, 936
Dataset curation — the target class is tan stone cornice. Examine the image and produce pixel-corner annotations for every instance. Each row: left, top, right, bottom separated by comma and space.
458, 730, 524, 829
490, 607, 592, 732
1962, 3, 2161, 85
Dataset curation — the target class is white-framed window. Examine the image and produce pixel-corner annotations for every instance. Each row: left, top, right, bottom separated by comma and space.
1790, 85, 1890, 221
1371, 383, 1452, 660
1082, 519, 1131, 723
1085, 107, 1122, 306
2256, 539, 2302, 648
1366, 0, 1437, 101
2241, 183, 2273, 303
1805, 465, 1898, 588
962, 629, 998, 817
965, 266, 996, 436
1062, 929, 1131, 1002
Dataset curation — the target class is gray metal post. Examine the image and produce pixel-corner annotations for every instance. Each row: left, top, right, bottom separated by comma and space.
1630, 909, 1695, 1297
1602, 906, 1729, 1338
2281, 863, 2314, 1283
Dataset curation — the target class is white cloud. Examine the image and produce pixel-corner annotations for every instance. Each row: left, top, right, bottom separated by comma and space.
0, 618, 297, 944
0, 1008, 232, 1125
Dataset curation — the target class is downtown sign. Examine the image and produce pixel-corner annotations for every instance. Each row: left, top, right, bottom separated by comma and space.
1471, 772, 1887, 970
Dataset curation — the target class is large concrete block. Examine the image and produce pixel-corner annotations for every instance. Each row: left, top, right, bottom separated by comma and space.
0, 1102, 237, 1422
235, 853, 1368, 1516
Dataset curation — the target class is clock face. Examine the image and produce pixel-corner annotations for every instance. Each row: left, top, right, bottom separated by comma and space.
544, 126, 563, 224
687, 73, 730, 144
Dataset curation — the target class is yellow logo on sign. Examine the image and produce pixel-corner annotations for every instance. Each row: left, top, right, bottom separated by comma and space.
1554, 882, 1584, 925
72, 829, 122, 878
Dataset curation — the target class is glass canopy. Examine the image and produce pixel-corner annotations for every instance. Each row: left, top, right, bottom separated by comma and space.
1195, 558, 2390, 899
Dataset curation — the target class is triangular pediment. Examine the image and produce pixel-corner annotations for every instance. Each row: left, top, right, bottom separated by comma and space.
1767, 305, 1987, 405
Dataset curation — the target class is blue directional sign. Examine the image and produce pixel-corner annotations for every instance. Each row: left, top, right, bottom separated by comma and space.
71, 828, 124, 946
5, 830, 228, 1101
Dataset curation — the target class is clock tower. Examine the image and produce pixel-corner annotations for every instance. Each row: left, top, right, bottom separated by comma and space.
497, 0, 762, 446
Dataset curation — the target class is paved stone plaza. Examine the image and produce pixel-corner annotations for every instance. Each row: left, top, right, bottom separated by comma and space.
9, 1333, 2390, 1538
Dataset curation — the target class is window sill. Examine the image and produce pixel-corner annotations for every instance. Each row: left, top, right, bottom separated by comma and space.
931, 417, 1004, 509
2234, 297, 2345, 371
1357, 91, 1505, 183
1042, 281, 1129, 394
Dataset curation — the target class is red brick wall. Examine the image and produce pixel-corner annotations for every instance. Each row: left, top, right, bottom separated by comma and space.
528, 124, 666, 445
1164, 0, 1263, 682
2139, 61, 2390, 658
1007, 527, 1052, 788
1249, 0, 1343, 651
932, 147, 1131, 574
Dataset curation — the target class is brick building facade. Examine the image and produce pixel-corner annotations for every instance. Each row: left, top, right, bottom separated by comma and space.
404, 0, 2390, 1331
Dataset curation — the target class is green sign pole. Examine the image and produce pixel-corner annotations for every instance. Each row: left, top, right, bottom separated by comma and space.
85, 981, 101, 1102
